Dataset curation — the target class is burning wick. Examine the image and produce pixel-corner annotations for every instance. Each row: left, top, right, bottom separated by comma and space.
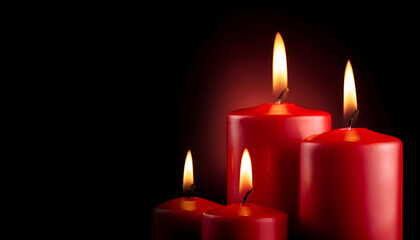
186, 184, 195, 200
347, 109, 359, 129
275, 88, 290, 104
242, 188, 253, 205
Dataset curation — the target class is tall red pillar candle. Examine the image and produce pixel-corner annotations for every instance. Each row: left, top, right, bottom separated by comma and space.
153, 197, 222, 240
299, 60, 403, 240
152, 151, 222, 240
227, 32, 331, 235
204, 149, 288, 240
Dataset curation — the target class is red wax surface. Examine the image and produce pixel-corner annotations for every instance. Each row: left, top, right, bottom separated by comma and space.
299, 128, 403, 240
227, 103, 331, 234
202, 203, 288, 240
152, 197, 222, 240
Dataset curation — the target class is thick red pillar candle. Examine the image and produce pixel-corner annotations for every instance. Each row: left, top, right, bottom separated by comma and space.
299, 128, 403, 240
152, 197, 222, 240
202, 203, 288, 240
152, 150, 223, 240
299, 60, 403, 240
204, 149, 288, 240
227, 103, 331, 233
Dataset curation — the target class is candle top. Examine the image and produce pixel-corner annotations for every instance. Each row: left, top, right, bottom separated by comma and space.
203, 203, 288, 220
154, 197, 222, 213
303, 128, 401, 144
229, 103, 330, 117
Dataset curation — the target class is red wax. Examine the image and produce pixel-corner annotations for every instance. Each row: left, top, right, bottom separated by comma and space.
202, 203, 288, 240
227, 103, 331, 234
152, 197, 222, 240
299, 128, 403, 240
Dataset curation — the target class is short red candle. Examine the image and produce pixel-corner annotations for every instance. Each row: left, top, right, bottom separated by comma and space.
204, 149, 288, 240
227, 103, 331, 233
152, 197, 222, 240
203, 203, 288, 240
152, 150, 222, 240
299, 60, 403, 240
299, 128, 403, 240
227, 33, 332, 236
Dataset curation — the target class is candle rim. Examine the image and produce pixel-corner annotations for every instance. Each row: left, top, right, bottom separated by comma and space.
203, 203, 288, 219
302, 128, 402, 144
154, 197, 223, 213
228, 103, 330, 117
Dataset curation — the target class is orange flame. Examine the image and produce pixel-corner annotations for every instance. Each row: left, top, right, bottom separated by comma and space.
272, 32, 288, 100
183, 150, 194, 193
343, 60, 358, 122
239, 149, 253, 194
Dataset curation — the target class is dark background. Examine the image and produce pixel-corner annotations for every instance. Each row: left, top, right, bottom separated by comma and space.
136, 5, 419, 239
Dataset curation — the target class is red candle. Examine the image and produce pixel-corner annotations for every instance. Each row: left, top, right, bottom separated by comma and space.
152, 151, 222, 240
299, 60, 403, 240
227, 32, 331, 235
203, 149, 288, 240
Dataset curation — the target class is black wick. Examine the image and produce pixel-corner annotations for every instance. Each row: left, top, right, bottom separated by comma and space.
348, 109, 359, 129
276, 88, 290, 104
242, 188, 253, 205
187, 184, 195, 200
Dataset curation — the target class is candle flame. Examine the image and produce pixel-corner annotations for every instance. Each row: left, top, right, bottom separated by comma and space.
272, 32, 288, 100
239, 149, 253, 194
183, 150, 194, 193
343, 60, 358, 123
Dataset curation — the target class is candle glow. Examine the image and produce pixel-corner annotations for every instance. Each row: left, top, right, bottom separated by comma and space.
239, 149, 253, 194
183, 150, 194, 193
272, 32, 288, 100
343, 60, 358, 123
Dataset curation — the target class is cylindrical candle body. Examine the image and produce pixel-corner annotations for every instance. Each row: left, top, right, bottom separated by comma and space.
202, 203, 288, 240
152, 197, 222, 240
227, 103, 331, 235
299, 128, 403, 240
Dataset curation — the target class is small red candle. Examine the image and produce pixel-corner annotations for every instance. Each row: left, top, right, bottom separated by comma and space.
152, 151, 222, 240
299, 60, 403, 240
227, 32, 331, 235
203, 149, 288, 240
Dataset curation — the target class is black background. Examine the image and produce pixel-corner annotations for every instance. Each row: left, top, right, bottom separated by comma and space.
133, 5, 419, 239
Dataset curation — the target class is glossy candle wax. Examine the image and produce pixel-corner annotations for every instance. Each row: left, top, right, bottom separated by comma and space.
227, 103, 331, 234
202, 203, 288, 240
152, 197, 222, 240
299, 128, 403, 240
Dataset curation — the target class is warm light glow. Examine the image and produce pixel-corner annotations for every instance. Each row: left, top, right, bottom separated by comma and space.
181, 200, 196, 211
183, 150, 194, 193
239, 149, 253, 194
343, 60, 358, 122
272, 32, 288, 100
344, 130, 361, 142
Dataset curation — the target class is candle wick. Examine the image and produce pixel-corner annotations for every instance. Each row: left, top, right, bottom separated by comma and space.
186, 184, 195, 200
275, 88, 290, 104
241, 188, 253, 205
347, 109, 360, 129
